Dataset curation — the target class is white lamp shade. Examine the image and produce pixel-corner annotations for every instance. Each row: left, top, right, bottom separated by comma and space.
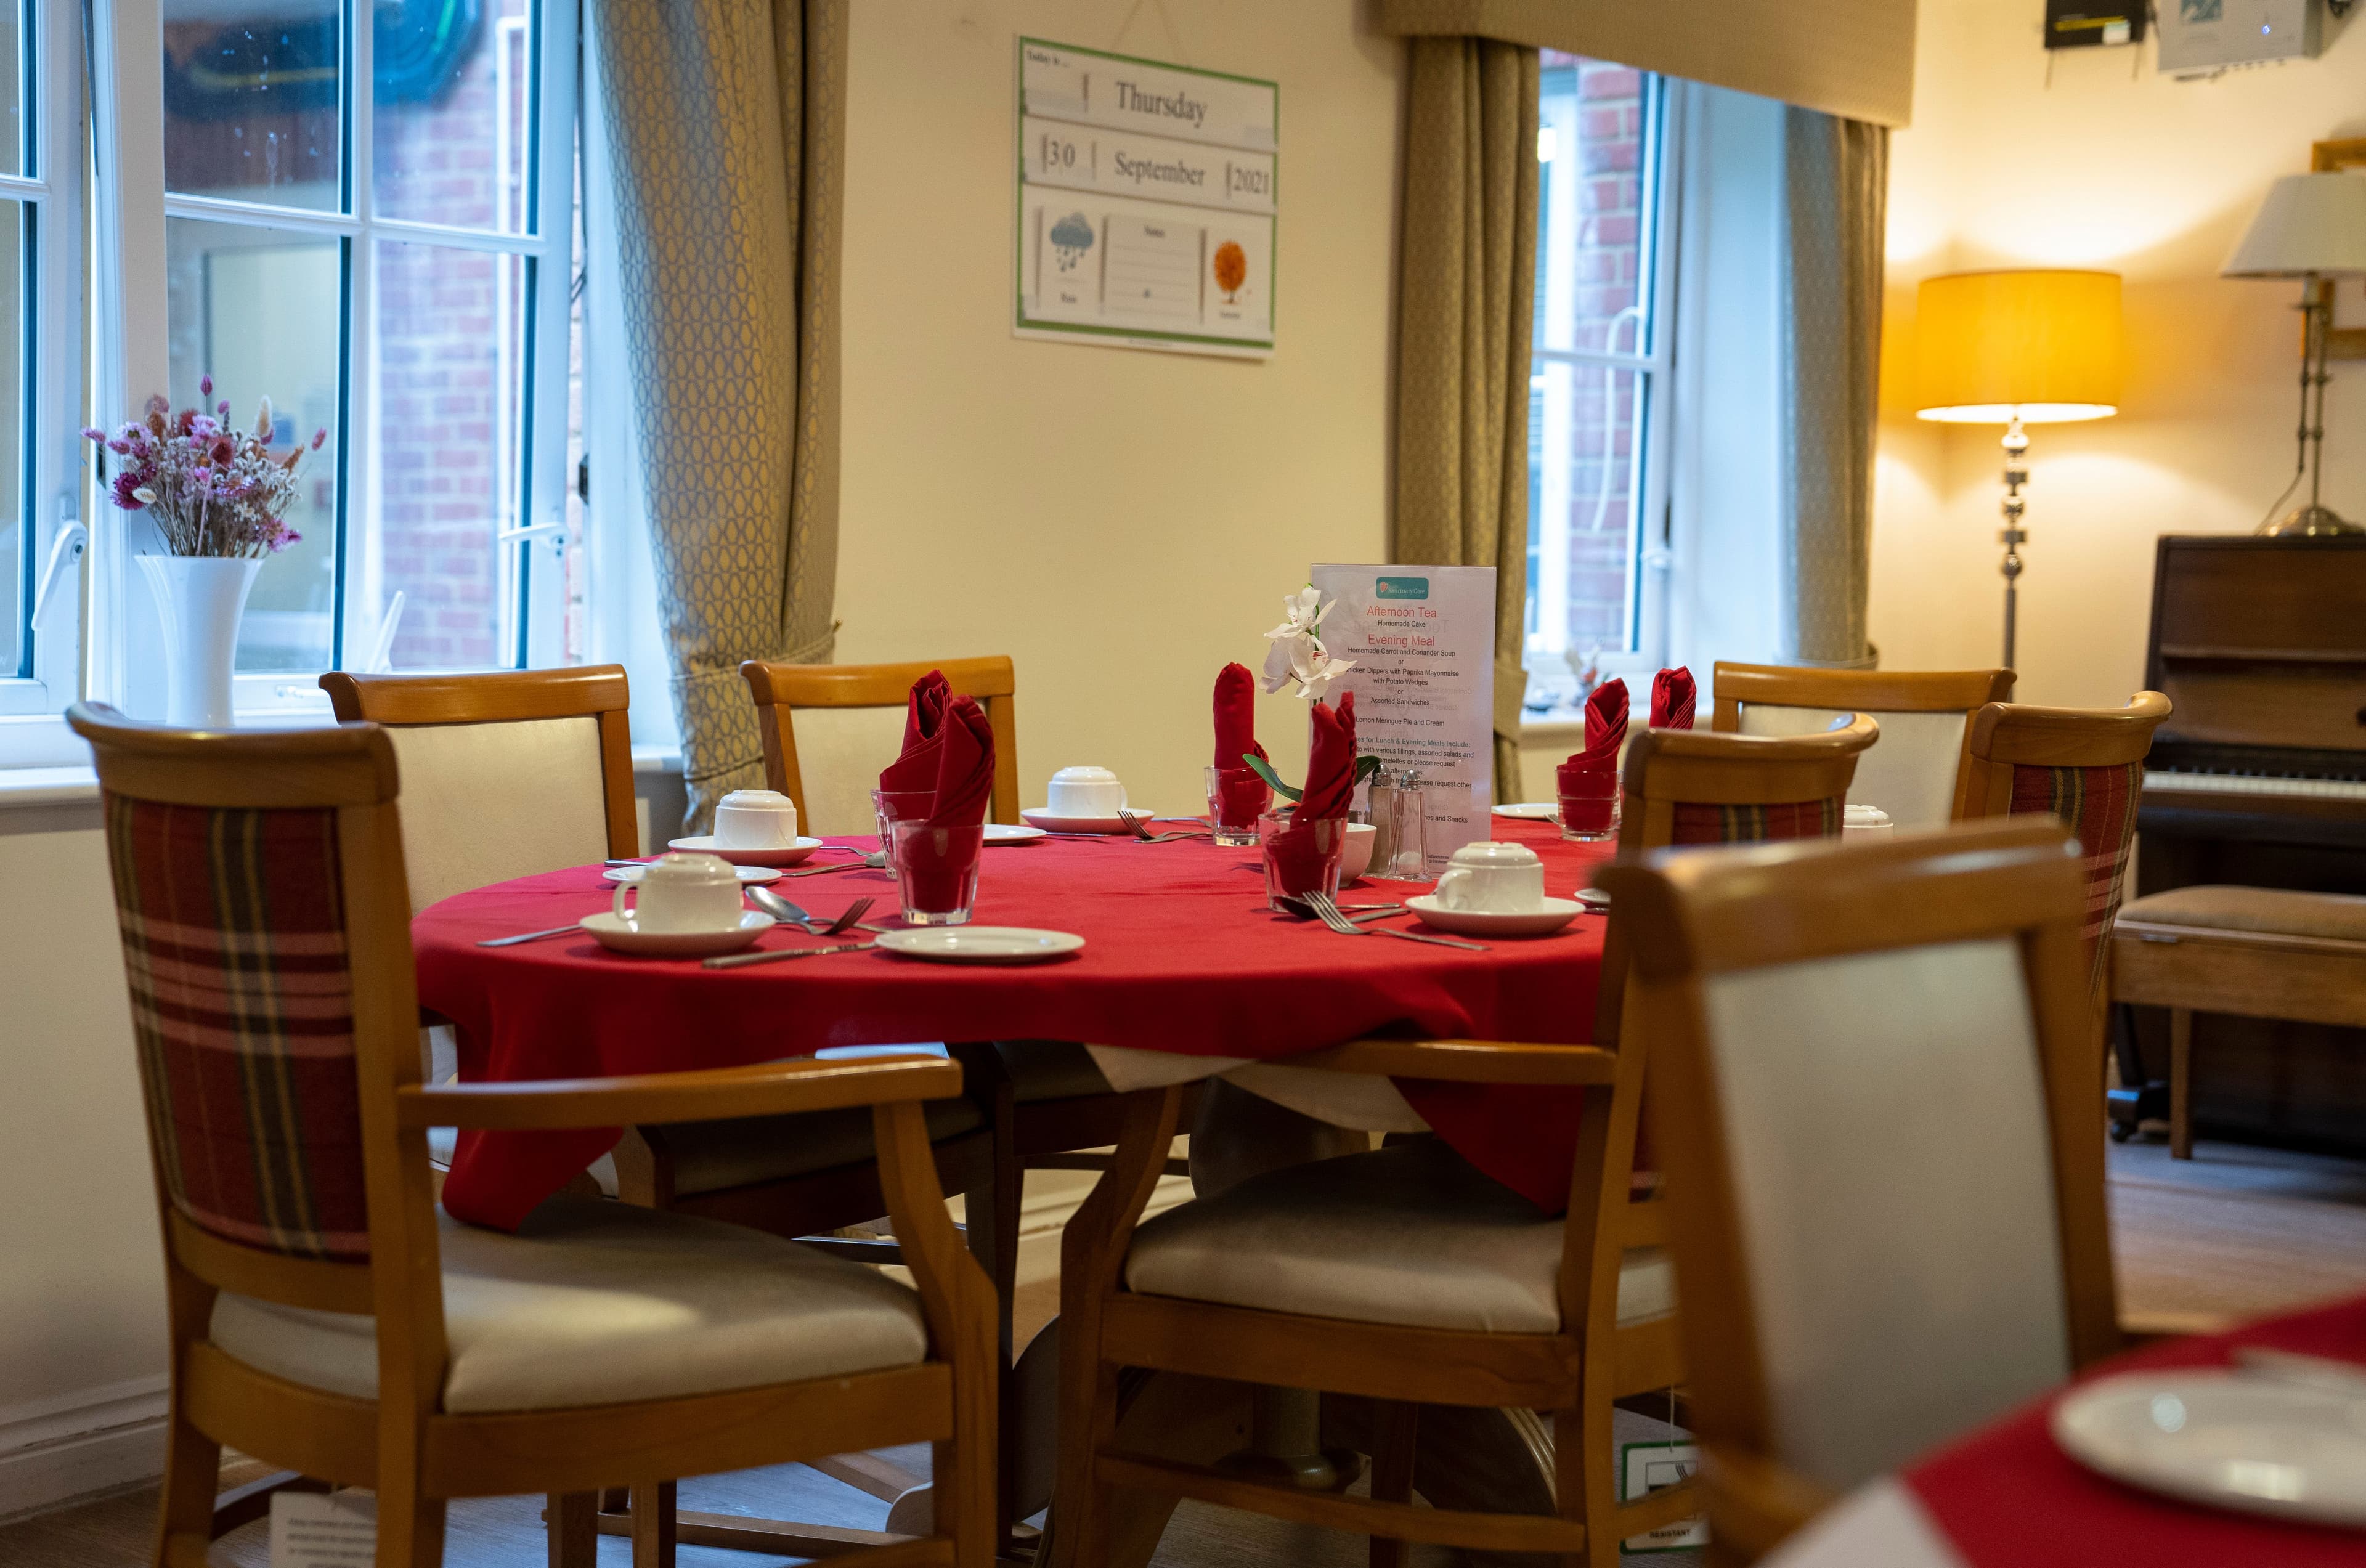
2223, 173, 2366, 278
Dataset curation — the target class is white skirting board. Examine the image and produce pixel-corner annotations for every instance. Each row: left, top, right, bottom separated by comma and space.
0, 1374, 171, 1524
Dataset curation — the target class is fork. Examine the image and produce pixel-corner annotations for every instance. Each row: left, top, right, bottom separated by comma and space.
1303, 890, 1489, 952
789, 851, 889, 878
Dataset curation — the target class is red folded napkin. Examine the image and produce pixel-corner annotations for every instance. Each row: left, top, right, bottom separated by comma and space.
879, 670, 953, 795
1212, 663, 1273, 827
1558, 679, 1627, 835
1651, 665, 1696, 730
897, 695, 994, 914
1267, 698, 1356, 895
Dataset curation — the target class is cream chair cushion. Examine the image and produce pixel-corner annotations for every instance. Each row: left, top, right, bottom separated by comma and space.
1701, 935, 2070, 1492
386, 717, 614, 916
1736, 704, 1969, 832
2119, 884, 2366, 944
209, 1199, 927, 1413
1124, 1138, 1671, 1334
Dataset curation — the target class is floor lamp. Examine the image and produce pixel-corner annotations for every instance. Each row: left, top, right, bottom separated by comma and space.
1914, 270, 2124, 670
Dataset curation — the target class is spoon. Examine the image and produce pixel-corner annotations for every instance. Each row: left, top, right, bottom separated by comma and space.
746, 886, 817, 930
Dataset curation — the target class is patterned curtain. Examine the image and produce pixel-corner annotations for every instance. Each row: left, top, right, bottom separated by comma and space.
1392, 36, 1540, 803
592, 0, 847, 829
1780, 107, 1888, 668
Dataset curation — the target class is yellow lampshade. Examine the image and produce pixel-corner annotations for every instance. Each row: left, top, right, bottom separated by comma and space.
1913, 269, 2123, 424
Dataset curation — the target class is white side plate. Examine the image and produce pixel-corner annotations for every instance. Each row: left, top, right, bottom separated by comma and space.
1490, 802, 1561, 821
1020, 808, 1170, 834
580, 909, 773, 957
1406, 895, 1583, 938
985, 823, 1049, 844
604, 864, 781, 885
2052, 1370, 2366, 1529
668, 835, 829, 867
874, 927, 1086, 965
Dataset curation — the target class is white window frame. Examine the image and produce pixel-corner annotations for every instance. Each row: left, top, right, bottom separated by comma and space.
1524, 70, 1681, 716
84, 0, 579, 724
0, 0, 89, 736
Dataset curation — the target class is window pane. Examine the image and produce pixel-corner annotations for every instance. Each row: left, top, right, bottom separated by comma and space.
1534, 54, 1649, 357
373, 0, 532, 231
372, 238, 525, 670
163, 0, 341, 211
1, 0, 22, 179
1528, 359, 1645, 661
166, 217, 343, 672
0, 199, 20, 675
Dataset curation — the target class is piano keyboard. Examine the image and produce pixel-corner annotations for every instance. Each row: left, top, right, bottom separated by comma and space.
2145, 770, 2366, 802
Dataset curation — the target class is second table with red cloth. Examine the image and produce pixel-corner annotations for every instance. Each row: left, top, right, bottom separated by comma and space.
417, 816, 1612, 1229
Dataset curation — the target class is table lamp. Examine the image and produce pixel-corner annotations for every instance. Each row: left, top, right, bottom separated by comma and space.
2222, 171, 2366, 537
1914, 269, 2123, 669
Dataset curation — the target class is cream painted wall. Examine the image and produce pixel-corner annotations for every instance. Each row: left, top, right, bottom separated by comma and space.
1872, 1, 2366, 704
833, 0, 1403, 808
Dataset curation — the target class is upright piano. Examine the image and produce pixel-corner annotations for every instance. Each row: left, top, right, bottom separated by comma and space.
2126, 534, 2366, 1148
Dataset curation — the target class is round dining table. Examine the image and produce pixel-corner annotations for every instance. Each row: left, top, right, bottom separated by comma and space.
412, 815, 1617, 1230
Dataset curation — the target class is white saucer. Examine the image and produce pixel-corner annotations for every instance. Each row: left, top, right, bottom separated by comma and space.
1407, 895, 1584, 938
1491, 802, 1562, 822
604, 863, 781, 885
985, 823, 1049, 844
2052, 1370, 2366, 1528
1020, 808, 1170, 835
668, 835, 829, 867
580, 909, 773, 957
874, 927, 1086, 965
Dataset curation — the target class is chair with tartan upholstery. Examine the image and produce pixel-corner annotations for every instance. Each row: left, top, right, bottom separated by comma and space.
1043, 716, 1881, 1568
1710, 663, 2014, 830
69, 702, 998, 1568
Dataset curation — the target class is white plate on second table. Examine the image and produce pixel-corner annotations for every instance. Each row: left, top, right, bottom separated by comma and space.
874, 927, 1086, 965
1407, 895, 1585, 938
1491, 802, 1562, 822
580, 909, 773, 957
1020, 808, 1173, 835
2052, 1370, 2366, 1528
985, 823, 1048, 844
668, 835, 829, 867
604, 863, 780, 885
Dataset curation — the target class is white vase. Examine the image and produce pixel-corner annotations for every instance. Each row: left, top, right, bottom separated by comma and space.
137, 555, 262, 729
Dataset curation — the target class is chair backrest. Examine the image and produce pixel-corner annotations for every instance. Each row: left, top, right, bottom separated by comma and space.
1960, 692, 2171, 992
740, 656, 1020, 828
320, 668, 636, 915
1601, 821, 2118, 1526
1710, 664, 2014, 832
71, 704, 435, 1338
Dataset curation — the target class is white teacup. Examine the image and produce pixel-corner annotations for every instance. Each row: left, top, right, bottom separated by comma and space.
612, 852, 746, 932
1844, 804, 1895, 840
1046, 766, 1126, 818
1431, 840, 1547, 914
714, 789, 801, 849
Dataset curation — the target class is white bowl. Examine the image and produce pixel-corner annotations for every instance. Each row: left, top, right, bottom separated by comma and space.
1046, 765, 1126, 819
1339, 821, 1377, 882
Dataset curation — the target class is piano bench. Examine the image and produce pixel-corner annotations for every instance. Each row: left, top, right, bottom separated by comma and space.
2112, 886, 2366, 1159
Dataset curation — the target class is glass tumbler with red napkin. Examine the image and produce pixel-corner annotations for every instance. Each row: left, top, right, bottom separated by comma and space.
1652, 665, 1696, 730
887, 693, 994, 925
1556, 678, 1627, 842
1208, 662, 1273, 846
1261, 696, 1356, 911
876, 669, 954, 842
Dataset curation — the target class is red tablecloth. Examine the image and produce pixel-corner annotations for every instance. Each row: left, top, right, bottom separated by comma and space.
1903, 1292, 2366, 1564
414, 818, 1613, 1229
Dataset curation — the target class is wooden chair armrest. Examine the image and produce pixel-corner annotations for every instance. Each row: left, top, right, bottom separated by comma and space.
396, 1054, 961, 1131
2118, 1307, 2233, 1346
1699, 1444, 1832, 1561
1278, 1038, 1616, 1085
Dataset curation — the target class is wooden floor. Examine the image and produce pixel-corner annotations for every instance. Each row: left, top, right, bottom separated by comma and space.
7, 1133, 2364, 1568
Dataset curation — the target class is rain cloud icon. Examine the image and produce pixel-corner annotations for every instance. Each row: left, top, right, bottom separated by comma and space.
1050, 213, 1096, 273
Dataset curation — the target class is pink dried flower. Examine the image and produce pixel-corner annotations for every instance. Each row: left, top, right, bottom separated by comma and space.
199, 373, 213, 397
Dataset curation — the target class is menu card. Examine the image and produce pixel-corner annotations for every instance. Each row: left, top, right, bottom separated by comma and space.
1307, 564, 1495, 872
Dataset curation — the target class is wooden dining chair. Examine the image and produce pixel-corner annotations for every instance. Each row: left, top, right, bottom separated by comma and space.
323, 667, 999, 1553
68, 702, 998, 1568
1599, 819, 2124, 1562
1709, 663, 2014, 830
742, 656, 1021, 827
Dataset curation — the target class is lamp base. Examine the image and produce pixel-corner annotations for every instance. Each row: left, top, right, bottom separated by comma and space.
2258, 503, 2365, 538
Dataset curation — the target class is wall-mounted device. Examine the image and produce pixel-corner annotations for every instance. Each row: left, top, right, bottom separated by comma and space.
2044, 1, 2146, 47
2158, 0, 2326, 75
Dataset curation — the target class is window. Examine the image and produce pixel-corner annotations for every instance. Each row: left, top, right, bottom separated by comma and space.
92, 0, 580, 718
0, 0, 86, 723
1525, 53, 1677, 713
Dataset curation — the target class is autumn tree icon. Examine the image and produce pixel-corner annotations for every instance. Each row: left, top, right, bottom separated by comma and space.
1213, 240, 1247, 303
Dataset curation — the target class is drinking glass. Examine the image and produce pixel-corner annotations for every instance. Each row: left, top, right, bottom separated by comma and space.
1556, 764, 1620, 842
1258, 808, 1344, 914
1364, 770, 1429, 879
887, 818, 983, 926
1206, 764, 1270, 847
872, 788, 933, 846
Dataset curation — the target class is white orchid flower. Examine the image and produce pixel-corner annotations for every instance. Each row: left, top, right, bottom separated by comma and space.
1287, 637, 1355, 702
1259, 634, 1298, 694
1264, 585, 1333, 643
